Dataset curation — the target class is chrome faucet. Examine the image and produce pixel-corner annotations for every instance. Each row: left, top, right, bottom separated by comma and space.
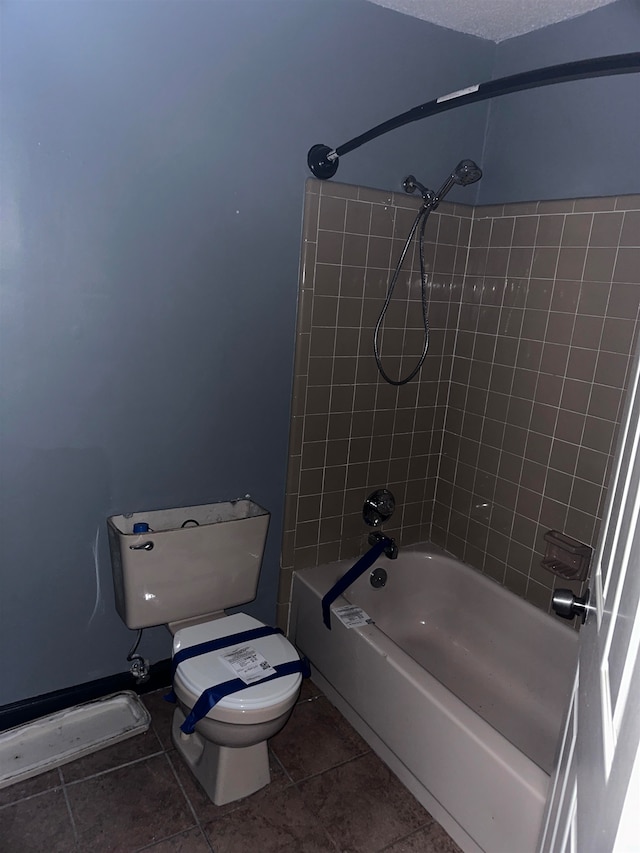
363, 489, 396, 527
368, 531, 398, 560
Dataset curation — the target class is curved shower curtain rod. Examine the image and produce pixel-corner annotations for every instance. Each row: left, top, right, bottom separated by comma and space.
307, 52, 640, 179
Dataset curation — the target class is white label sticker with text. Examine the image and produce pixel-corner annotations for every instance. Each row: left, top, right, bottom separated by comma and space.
220, 645, 277, 684
333, 605, 373, 629
436, 83, 480, 103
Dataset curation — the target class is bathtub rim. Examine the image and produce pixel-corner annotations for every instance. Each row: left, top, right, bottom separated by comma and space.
299, 539, 578, 642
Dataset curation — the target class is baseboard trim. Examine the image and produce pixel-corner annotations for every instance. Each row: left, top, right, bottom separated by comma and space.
0, 659, 172, 732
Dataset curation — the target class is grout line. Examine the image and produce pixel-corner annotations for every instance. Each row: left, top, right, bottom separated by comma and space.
377, 819, 439, 852
62, 749, 166, 787
289, 748, 373, 789
59, 770, 80, 847
134, 825, 210, 853
0, 780, 64, 811
344, 201, 372, 542
161, 752, 216, 853
515, 212, 571, 590
268, 745, 296, 786
295, 692, 323, 705
62, 785, 80, 844
432, 210, 471, 541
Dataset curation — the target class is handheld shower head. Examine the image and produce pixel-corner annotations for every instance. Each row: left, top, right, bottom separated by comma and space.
431, 159, 482, 208
403, 159, 482, 211
453, 159, 483, 186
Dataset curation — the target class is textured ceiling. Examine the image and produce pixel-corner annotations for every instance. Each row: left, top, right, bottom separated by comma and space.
366, 0, 620, 41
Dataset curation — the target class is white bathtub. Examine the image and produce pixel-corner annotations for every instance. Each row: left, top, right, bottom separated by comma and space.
290, 542, 578, 853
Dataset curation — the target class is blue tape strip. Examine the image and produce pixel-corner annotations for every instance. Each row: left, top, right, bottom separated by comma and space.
321, 538, 390, 629
180, 657, 311, 734
164, 625, 283, 704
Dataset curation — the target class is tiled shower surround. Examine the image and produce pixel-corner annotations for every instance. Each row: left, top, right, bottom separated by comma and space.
279, 179, 640, 624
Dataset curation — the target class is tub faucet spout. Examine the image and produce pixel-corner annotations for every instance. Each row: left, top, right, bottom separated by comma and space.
321, 533, 398, 628
368, 531, 398, 560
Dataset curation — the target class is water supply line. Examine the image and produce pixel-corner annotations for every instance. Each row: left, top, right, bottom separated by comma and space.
127, 629, 150, 683
307, 52, 640, 179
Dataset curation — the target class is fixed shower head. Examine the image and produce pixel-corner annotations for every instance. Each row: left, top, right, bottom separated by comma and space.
403, 174, 436, 204
452, 159, 483, 186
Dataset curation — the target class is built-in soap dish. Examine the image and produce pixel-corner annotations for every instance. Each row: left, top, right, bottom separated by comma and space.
541, 530, 592, 582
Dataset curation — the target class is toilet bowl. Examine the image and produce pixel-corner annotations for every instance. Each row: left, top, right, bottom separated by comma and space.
170, 612, 302, 804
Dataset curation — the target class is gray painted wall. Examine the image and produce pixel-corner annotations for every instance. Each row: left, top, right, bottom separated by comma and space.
2, 0, 637, 709
480, 0, 640, 203
0, 0, 492, 706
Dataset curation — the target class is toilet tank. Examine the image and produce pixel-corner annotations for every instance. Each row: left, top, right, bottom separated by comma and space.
107, 500, 270, 629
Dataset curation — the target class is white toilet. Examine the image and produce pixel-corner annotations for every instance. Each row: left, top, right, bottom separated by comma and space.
107, 499, 303, 805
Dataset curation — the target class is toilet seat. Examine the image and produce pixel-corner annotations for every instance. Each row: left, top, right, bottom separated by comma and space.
172, 613, 302, 712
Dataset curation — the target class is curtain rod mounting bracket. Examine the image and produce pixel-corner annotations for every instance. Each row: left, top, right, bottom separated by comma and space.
308, 144, 340, 179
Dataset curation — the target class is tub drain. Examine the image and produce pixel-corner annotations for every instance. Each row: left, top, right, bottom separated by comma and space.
370, 567, 387, 588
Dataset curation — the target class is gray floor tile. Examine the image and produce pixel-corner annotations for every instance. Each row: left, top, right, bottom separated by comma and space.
0, 789, 77, 853
167, 746, 292, 825
299, 752, 431, 853
203, 784, 338, 853
270, 696, 369, 781
382, 822, 465, 852
143, 690, 176, 752
66, 754, 194, 852
61, 727, 163, 783
0, 768, 61, 807
1, 680, 462, 853
136, 825, 213, 852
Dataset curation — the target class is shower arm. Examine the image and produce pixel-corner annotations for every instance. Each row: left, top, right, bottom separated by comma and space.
307, 52, 640, 179
404, 172, 463, 210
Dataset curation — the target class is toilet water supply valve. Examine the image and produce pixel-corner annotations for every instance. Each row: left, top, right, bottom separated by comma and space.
129, 656, 150, 682
127, 628, 150, 683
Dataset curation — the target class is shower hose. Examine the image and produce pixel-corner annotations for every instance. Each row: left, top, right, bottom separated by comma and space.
374, 203, 432, 386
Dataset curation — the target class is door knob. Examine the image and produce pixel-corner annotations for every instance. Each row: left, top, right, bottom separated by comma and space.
552, 588, 590, 624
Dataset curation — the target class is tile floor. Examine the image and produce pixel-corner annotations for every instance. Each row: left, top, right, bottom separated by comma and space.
0, 680, 462, 852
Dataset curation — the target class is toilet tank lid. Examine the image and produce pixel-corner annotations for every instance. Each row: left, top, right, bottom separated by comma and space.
172, 613, 301, 710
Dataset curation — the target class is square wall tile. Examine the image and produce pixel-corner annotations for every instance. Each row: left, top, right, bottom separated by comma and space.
281, 188, 639, 623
